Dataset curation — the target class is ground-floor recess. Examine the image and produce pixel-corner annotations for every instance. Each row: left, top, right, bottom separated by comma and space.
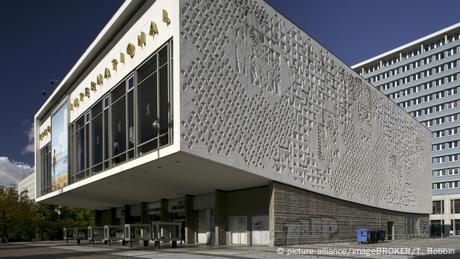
65, 182, 429, 247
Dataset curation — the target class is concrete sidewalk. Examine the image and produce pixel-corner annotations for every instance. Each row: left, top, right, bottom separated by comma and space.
1, 237, 459, 258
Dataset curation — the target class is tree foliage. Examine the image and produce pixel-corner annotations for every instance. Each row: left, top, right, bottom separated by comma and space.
0, 186, 93, 242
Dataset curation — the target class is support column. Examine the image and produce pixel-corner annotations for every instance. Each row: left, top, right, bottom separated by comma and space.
268, 181, 275, 247
214, 190, 226, 245
94, 210, 102, 226
160, 199, 169, 242
454, 219, 457, 236
141, 202, 149, 224
123, 205, 131, 225
110, 207, 118, 225
184, 195, 195, 245
160, 199, 169, 221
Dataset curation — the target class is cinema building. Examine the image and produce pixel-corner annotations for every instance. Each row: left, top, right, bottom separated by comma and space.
35, 0, 432, 246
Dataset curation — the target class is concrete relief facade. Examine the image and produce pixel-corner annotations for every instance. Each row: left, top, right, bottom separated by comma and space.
179, 0, 431, 214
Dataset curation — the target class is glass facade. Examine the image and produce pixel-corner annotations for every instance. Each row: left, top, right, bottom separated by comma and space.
40, 144, 52, 194
67, 41, 173, 184
451, 199, 460, 214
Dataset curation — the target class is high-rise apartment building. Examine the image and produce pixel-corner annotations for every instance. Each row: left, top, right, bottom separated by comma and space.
353, 23, 460, 236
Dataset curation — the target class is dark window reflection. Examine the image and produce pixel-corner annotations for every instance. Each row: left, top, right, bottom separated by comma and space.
68, 42, 172, 185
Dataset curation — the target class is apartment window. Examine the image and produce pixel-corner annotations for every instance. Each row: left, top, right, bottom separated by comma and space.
432, 200, 444, 214
40, 143, 52, 195
452, 200, 460, 214
69, 41, 173, 184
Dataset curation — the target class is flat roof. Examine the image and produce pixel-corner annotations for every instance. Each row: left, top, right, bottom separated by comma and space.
351, 22, 460, 69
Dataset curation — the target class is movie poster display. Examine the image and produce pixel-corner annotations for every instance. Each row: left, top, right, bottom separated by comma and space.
51, 103, 68, 190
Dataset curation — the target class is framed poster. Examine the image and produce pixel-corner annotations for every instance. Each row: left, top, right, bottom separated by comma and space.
51, 102, 68, 190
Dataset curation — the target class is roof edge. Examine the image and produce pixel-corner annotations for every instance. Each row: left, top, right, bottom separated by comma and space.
352, 21, 460, 69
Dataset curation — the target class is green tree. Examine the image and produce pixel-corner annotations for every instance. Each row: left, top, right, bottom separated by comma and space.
0, 186, 38, 242
0, 186, 93, 242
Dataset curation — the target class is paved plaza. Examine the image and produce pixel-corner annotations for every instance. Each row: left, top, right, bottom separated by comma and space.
1, 237, 460, 259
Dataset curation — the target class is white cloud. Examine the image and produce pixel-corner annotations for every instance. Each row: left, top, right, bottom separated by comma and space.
21, 123, 34, 155
0, 157, 34, 186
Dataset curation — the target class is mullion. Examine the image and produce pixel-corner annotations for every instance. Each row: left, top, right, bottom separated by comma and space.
67, 40, 172, 184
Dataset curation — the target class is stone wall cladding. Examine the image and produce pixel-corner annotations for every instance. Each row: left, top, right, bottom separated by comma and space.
179, 0, 431, 214
272, 182, 429, 245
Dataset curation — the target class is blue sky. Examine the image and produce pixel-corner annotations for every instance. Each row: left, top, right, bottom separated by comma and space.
1, 0, 460, 184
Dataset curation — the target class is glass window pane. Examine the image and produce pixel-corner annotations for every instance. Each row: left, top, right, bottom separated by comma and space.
103, 109, 109, 168
128, 77, 134, 90
103, 96, 109, 109
128, 91, 135, 149
138, 139, 157, 154
159, 65, 169, 138
455, 200, 460, 214
92, 114, 103, 172
85, 124, 90, 171
92, 100, 102, 116
138, 56, 157, 83
41, 144, 52, 194
76, 116, 85, 129
138, 72, 158, 151
112, 83, 125, 103
159, 47, 168, 67
76, 129, 85, 172
112, 98, 126, 164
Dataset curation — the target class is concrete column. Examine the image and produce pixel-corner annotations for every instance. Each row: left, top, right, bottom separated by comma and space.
184, 195, 195, 245
214, 190, 226, 245
123, 205, 131, 225
454, 219, 457, 235
141, 202, 148, 224
110, 207, 118, 225
160, 199, 169, 221
268, 181, 275, 247
94, 210, 102, 226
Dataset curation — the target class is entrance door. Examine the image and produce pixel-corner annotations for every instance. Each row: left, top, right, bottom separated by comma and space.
387, 221, 394, 240
251, 215, 269, 245
197, 210, 211, 244
151, 221, 161, 240
230, 216, 247, 245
